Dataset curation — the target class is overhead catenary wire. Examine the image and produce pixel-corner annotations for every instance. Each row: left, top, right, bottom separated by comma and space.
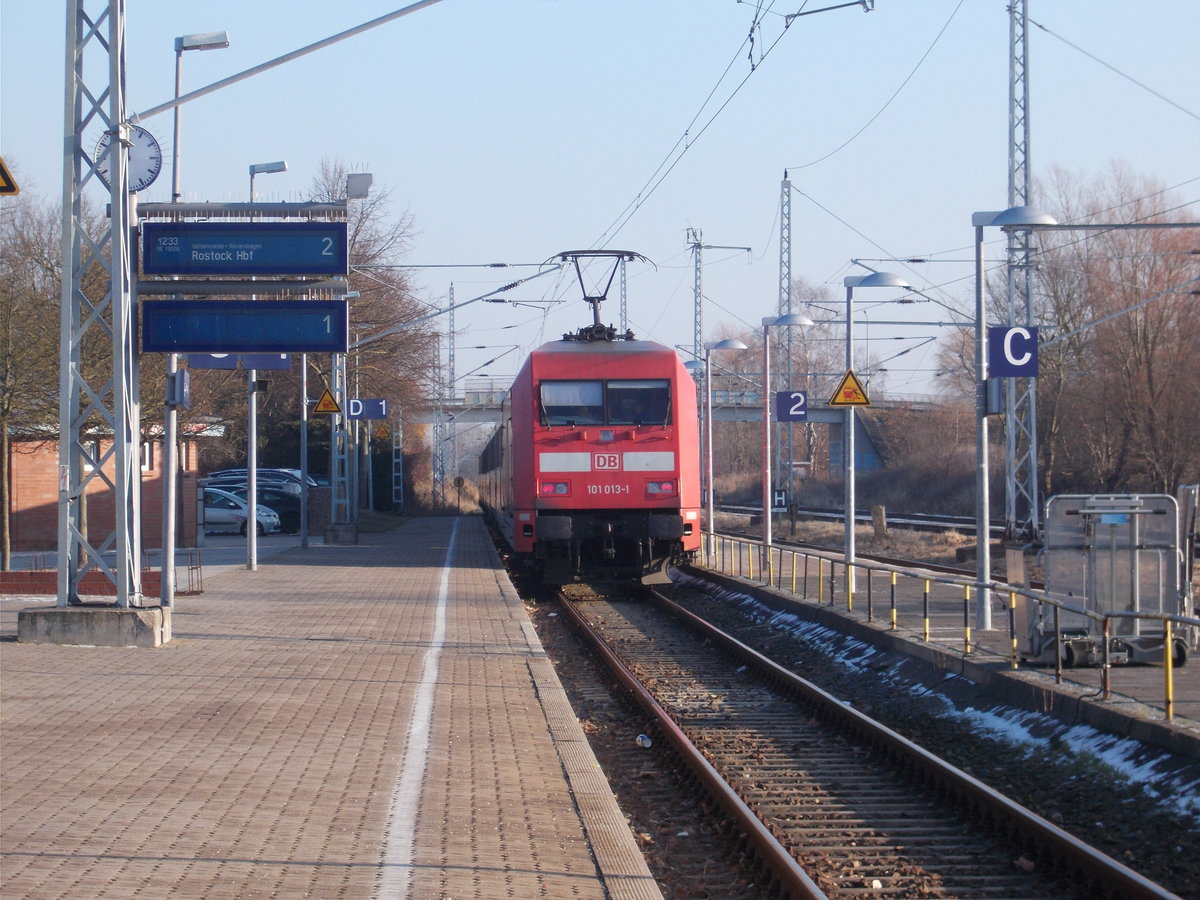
1040, 276, 1200, 349
774, 11, 1196, 345
1028, 16, 1200, 125
785, 0, 966, 170
593, 0, 873, 250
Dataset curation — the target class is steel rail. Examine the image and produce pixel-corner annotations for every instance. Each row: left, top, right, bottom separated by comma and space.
653, 586, 1180, 900
557, 592, 828, 900
721, 503, 1004, 537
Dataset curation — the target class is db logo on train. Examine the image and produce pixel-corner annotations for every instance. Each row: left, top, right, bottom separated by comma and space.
594, 453, 621, 470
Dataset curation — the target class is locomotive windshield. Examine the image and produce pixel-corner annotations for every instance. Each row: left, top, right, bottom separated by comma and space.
541, 381, 605, 425
607, 380, 670, 425
540, 379, 670, 426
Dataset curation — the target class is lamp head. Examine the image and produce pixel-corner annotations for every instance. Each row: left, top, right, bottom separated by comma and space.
249, 160, 288, 176
705, 338, 749, 353
177, 31, 230, 53
972, 205, 1057, 228
845, 271, 910, 289
762, 313, 814, 328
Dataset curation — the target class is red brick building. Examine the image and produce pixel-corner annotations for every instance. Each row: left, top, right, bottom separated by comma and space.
5, 437, 200, 552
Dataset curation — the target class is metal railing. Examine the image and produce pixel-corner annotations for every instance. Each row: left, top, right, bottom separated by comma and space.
701, 532, 1199, 722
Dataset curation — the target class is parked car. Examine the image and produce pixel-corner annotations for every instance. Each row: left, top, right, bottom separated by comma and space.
202, 471, 307, 496
226, 485, 303, 534
206, 467, 318, 488
203, 487, 281, 536
208, 478, 302, 498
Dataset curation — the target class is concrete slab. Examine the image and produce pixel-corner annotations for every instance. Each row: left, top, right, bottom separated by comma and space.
17, 604, 171, 647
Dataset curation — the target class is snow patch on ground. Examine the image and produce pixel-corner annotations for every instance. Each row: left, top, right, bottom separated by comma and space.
678, 573, 1200, 821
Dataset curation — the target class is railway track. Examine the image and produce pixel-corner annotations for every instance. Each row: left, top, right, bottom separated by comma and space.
721, 504, 1004, 539
557, 582, 1179, 900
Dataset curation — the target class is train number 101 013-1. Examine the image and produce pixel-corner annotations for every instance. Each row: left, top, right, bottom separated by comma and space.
587, 484, 630, 495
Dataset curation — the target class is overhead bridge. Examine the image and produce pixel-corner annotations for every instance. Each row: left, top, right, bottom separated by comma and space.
407, 390, 908, 425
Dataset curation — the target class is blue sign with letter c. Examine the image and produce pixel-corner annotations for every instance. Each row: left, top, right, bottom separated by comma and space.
988, 326, 1038, 377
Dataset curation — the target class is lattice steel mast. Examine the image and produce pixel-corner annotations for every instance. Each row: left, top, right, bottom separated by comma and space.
778, 172, 794, 504
59, 0, 143, 606
1005, 0, 1040, 540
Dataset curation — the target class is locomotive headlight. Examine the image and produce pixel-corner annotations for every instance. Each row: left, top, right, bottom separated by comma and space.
646, 480, 676, 496
541, 481, 570, 496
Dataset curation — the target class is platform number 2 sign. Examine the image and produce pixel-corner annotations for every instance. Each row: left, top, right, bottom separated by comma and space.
775, 390, 808, 422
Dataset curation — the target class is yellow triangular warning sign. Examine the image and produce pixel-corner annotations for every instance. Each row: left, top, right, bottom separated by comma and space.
0, 157, 19, 196
374, 425, 390, 441
827, 369, 871, 407
313, 388, 341, 414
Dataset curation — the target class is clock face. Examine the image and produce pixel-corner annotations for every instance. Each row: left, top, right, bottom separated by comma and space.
94, 125, 163, 192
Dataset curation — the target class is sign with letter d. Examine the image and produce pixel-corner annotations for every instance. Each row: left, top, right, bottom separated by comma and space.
347, 398, 388, 420
988, 326, 1038, 377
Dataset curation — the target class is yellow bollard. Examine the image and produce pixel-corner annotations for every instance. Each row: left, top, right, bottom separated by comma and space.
1165, 620, 1175, 722
922, 579, 931, 642
1009, 591, 1019, 670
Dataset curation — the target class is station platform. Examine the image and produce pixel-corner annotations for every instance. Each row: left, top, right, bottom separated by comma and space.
0, 516, 662, 899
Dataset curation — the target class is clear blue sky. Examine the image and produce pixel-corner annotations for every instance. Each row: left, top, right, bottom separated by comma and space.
3, 1, 1197, 397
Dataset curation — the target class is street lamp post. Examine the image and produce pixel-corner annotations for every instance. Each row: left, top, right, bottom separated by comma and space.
249, 160, 287, 203
703, 339, 747, 561
971, 206, 1057, 629
245, 161, 288, 570
171, 31, 229, 203
761, 314, 813, 580
162, 30, 229, 608
842, 272, 909, 589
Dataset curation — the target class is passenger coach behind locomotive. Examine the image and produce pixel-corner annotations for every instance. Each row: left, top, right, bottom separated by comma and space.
478, 251, 701, 584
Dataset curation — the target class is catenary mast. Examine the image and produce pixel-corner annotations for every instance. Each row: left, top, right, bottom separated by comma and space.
1005, 0, 1040, 540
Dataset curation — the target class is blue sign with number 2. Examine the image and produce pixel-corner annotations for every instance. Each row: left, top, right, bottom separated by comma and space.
775, 390, 808, 422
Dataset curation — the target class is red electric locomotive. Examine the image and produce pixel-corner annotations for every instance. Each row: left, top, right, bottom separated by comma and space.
478, 252, 701, 584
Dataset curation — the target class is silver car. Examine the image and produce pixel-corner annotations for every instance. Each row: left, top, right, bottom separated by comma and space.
203, 487, 281, 536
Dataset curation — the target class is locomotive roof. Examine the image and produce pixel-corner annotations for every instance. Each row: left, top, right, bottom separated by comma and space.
531, 338, 676, 358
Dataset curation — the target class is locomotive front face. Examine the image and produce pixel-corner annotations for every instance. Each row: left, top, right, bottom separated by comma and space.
535, 377, 683, 510
518, 341, 701, 583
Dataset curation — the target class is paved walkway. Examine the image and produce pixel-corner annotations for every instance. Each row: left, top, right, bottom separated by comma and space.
1, 516, 660, 899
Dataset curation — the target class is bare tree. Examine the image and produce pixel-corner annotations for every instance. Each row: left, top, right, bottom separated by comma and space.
1034, 164, 1200, 494
707, 276, 844, 500
1, 192, 60, 567
186, 159, 439, 482
307, 159, 438, 417
0, 187, 111, 566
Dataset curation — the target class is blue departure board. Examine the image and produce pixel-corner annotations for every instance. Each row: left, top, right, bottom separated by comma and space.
142, 300, 349, 353
141, 222, 348, 277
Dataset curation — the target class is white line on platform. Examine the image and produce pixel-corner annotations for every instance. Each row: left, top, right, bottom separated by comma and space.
376, 517, 458, 898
